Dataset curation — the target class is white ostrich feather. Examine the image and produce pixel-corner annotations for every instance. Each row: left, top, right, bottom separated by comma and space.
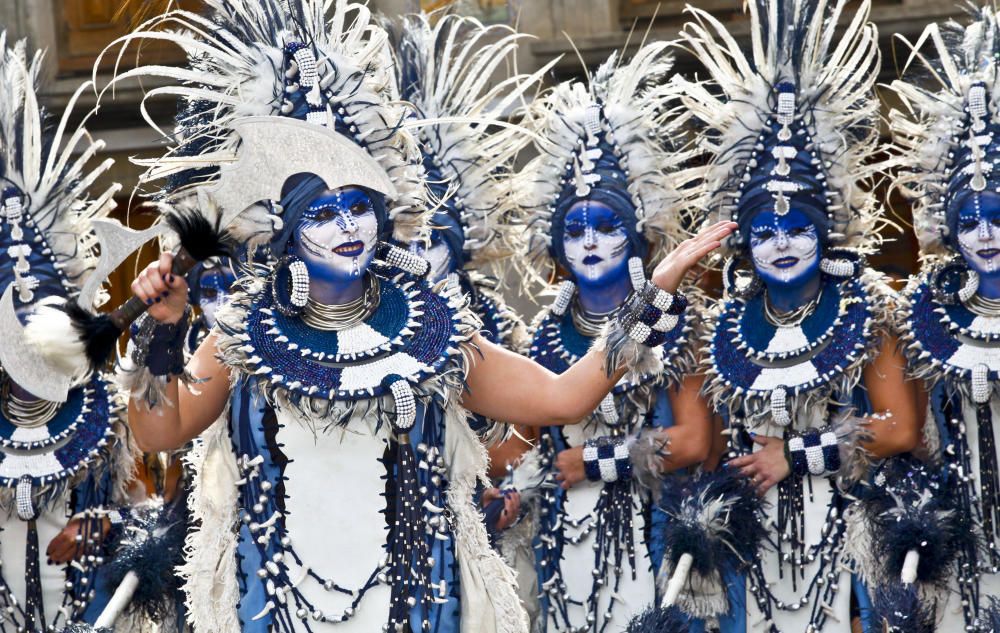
888, 4, 1000, 258
96, 0, 429, 244
514, 41, 700, 286
384, 12, 550, 272
677, 0, 884, 255
0, 33, 118, 304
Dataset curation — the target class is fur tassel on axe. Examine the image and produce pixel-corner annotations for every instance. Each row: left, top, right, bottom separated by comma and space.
28, 208, 233, 374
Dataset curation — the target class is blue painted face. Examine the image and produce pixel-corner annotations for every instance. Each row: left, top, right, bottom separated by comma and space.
561, 200, 632, 288
197, 265, 237, 329
291, 186, 379, 286
748, 208, 820, 286
956, 191, 1000, 275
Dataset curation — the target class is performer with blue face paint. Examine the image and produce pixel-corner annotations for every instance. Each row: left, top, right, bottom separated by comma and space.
98, 2, 732, 632
674, 1, 921, 631
186, 258, 238, 349
891, 5, 1000, 628
0, 35, 136, 631
506, 43, 715, 632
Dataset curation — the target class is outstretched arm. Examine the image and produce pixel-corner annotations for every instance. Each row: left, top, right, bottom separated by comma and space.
461, 221, 736, 426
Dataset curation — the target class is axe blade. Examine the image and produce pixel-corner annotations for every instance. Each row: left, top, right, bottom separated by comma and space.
0, 285, 74, 402
77, 220, 166, 310
206, 116, 398, 229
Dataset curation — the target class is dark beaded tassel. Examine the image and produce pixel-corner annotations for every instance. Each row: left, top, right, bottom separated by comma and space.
383, 376, 433, 632
586, 455, 636, 633
976, 401, 1000, 565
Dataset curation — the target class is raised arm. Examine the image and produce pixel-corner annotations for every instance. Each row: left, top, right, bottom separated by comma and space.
461, 221, 736, 426
125, 252, 231, 452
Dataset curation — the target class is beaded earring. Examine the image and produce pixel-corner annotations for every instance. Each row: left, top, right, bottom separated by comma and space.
819, 248, 863, 279
376, 241, 431, 278
271, 255, 310, 317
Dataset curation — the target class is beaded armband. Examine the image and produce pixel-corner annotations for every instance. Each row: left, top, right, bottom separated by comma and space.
130, 308, 193, 377
105, 506, 134, 545
595, 281, 688, 377
786, 427, 841, 477
583, 436, 633, 484
618, 282, 688, 347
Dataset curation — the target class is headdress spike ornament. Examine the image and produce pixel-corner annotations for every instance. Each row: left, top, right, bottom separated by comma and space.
382, 11, 549, 271
677, 0, 882, 256
98, 0, 429, 246
889, 4, 1000, 255
515, 41, 700, 286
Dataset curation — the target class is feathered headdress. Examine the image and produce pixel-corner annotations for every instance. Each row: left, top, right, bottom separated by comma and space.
515, 41, 697, 285
0, 33, 118, 312
385, 12, 547, 272
99, 0, 428, 246
889, 3, 1000, 256
677, 0, 883, 259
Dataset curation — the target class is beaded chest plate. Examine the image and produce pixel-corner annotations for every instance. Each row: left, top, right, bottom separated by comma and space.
709, 276, 873, 398
902, 278, 1000, 380
229, 270, 467, 401
0, 374, 119, 488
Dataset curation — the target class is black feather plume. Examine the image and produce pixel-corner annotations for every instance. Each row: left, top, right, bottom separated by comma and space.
860, 457, 972, 585
625, 606, 690, 633
872, 582, 936, 633
63, 301, 124, 373
105, 503, 187, 621
164, 205, 233, 262
658, 468, 767, 577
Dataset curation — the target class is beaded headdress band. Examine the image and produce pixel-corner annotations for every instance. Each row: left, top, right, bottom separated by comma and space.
676, 0, 883, 258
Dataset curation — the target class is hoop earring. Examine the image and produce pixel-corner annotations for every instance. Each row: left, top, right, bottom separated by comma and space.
930, 257, 979, 305
723, 256, 763, 299
271, 255, 310, 316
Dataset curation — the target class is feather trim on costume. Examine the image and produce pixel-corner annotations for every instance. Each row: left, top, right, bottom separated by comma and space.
627, 427, 670, 499
178, 414, 241, 633
702, 267, 895, 435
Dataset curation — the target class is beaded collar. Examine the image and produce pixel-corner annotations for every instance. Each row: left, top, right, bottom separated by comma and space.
707, 273, 885, 416
0, 373, 124, 497
217, 266, 475, 411
901, 273, 1000, 383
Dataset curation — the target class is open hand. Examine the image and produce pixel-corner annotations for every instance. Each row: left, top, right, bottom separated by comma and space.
728, 435, 790, 495
651, 221, 737, 293
554, 446, 586, 490
132, 252, 189, 324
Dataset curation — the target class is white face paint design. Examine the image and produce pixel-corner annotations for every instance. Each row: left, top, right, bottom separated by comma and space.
956, 192, 1000, 275
749, 209, 820, 285
562, 200, 631, 285
293, 187, 379, 285
409, 241, 453, 284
